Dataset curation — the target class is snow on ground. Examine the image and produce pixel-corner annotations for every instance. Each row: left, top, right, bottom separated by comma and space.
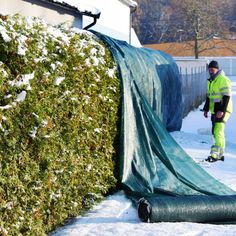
50, 76, 236, 236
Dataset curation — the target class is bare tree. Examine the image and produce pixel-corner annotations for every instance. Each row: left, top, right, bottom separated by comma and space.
171, 0, 230, 58
132, 0, 176, 44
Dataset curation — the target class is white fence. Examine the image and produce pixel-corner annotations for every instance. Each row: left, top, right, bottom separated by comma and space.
203, 57, 236, 76
174, 58, 208, 76
174, 58, 208, 117
174, 57, 236, 76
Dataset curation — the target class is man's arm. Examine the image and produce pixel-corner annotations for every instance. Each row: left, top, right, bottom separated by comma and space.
215, 95, 230, 119
203, 97, 209, 118
221, 95, 230, 112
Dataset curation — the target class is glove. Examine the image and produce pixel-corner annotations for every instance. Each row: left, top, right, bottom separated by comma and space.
203, 111, 208, 118
216, 111, 224, 119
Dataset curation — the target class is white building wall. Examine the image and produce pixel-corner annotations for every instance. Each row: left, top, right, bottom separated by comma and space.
1, 0, 82, 28
83, 0, 140, 46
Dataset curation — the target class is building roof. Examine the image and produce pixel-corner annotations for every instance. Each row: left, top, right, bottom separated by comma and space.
119, 0, 138, 8
42, 0, 138, 18
41, 0, 101, 18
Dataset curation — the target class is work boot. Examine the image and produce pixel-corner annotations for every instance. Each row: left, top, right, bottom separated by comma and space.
205, 156, 224, 162
205, 145, 224, 162
219, 147, 224, 159
210, 145, 221, 160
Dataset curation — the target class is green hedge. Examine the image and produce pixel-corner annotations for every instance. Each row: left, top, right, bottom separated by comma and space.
0, 14, 120, 235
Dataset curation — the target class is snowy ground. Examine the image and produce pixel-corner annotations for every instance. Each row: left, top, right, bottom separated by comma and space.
50, 76, 236, 236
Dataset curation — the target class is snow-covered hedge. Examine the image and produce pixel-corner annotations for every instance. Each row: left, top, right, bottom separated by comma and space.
0, 14, 120, 235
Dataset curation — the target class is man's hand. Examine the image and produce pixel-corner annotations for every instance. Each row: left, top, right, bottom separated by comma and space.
203, 111, 208, 118
216, 111, 224, 119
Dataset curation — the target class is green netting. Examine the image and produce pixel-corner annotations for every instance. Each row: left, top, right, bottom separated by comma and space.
92, 31, 183, 132
93, 31, 236, 223
138, 195, 236, 223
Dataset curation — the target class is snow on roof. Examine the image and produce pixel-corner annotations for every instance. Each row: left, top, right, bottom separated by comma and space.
49, 0, 101, 16
119, 0, 138, 8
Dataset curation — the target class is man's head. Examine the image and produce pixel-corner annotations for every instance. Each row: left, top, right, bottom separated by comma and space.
208, 60, 219, 76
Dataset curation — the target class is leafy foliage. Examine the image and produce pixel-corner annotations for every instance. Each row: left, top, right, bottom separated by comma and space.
0, 14, 120, 235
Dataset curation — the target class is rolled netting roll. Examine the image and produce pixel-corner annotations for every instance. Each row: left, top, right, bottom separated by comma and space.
138, 195, 236, 223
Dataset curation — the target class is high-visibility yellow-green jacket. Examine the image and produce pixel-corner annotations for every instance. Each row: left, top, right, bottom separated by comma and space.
207, 70, 232, 114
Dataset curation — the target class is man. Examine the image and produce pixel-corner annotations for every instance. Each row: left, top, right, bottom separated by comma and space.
203, 60, 232, 162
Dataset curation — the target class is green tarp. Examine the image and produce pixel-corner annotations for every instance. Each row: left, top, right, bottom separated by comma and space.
93, 32, 183, 132
93, 32, 236, 223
